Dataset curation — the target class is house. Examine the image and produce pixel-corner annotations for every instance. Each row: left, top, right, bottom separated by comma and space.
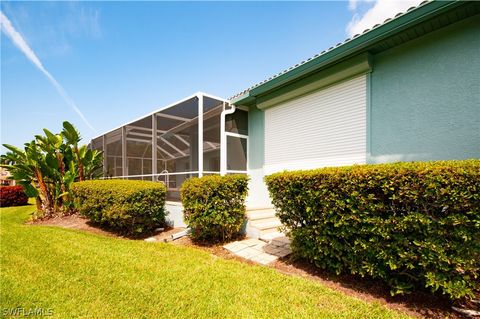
0, 167, 15, 186
91, 1, 480, 234
232, 0, 479, 209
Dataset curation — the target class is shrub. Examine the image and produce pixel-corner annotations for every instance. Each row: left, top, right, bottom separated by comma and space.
181, 174, 249, 242
0, 186, 28, 207
71, 179, 166, 235
265, 160, 480, 300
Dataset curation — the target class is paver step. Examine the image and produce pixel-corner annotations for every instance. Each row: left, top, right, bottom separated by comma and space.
246, 209, 276, 221
271, 236, 291, 246
223, 238, 291, 265
259, 231, 285, 242
250, 218, 282, 230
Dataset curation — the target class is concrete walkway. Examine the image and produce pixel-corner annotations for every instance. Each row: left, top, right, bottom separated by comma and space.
224, 237, 291, 265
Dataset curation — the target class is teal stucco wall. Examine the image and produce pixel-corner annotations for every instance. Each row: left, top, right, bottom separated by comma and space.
246, 105, 271, 208
369, 15, 480, 163
247, 106, 265, 170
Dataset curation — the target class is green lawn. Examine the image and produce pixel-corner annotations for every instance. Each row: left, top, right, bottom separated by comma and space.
1, 205, 410, 318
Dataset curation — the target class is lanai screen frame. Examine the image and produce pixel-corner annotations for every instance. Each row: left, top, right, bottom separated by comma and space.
90, 92, 248, 201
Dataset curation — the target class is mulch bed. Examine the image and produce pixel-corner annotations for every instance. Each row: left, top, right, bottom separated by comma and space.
32, 215, 477, 318
30, 214, 178, 240
31, 214, 118, 238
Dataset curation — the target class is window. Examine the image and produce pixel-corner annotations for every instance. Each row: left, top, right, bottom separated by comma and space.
227, 135, 247, 171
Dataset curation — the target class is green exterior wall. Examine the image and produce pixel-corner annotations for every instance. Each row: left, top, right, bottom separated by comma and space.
243, 13, 479, 207
246, 105, 271, 208
369, 15, 480, 163
247, 106, 265, 170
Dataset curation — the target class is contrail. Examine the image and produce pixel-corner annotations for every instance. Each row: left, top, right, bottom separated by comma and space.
0, 11, 97, 133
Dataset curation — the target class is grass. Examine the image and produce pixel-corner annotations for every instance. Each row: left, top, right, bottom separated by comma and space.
0, 205, 410, 318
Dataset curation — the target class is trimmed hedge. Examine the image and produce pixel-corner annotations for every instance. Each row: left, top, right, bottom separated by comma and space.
181, 175, 249, 242
265, 160, 480, 300
0, 186, 28, 207
72, 180, 166, 235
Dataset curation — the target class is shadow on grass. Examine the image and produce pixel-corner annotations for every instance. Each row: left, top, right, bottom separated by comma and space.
186, 233, 247, 248
84, 220, 174, 240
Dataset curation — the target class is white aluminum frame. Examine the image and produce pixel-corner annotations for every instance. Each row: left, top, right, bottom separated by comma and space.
198, 93, 204, 177
91, 92, 228, 140
151, 114, 157, 180
94, 92, 248, 196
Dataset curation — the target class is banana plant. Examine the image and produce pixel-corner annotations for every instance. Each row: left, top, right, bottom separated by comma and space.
62, 121, 84, 181
36, 129, 69, 208
82, 147, 103, 180
1, 121, 103, 217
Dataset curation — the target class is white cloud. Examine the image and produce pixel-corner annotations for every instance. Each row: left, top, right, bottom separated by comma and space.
346, 0, 424, 37
1, 3, 102, 59
64, 3, 102, 39
0, 11, 97, 133
348, 0, 375, 11
349, 0, 359, 11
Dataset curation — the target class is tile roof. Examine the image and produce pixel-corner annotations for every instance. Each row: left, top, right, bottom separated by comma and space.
229, 0, 431, 101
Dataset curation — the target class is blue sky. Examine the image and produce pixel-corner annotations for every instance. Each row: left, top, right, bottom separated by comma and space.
1, 1, 420, 151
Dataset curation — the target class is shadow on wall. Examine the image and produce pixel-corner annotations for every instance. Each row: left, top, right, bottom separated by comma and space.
368, 152, 432, 164
367, 152, 480, 164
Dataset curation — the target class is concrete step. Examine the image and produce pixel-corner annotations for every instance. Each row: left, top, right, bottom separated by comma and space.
247, 206, 274, 211
247, 209, 276, 221
245, 207, 282, 239
250, 218, 282, 230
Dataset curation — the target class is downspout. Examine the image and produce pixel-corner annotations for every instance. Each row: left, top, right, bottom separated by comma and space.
220, 102, 236, 176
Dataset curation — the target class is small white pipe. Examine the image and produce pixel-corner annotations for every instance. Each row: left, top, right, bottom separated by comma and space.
171, 228, 190, 241
220, 102, 236, 175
